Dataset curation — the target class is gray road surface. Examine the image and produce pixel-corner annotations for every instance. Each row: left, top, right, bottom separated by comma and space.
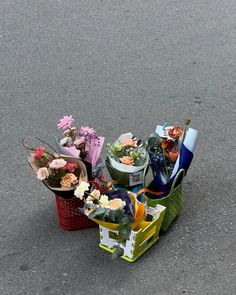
0, 0, 236, 294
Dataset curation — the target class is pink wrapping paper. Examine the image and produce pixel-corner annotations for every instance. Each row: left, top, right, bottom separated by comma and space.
85, 136, 105, 167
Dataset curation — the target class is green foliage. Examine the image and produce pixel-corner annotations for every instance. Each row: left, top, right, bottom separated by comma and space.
112, 246, 124, 259
88, 207, 107, 219
47, 170, 67, 187
107, 209, 133, 226
147, 133, 161, 150
118, 224, 131, 241
108, 138, 147, 167
113, 143, 123, 152
84, 202, 96, 209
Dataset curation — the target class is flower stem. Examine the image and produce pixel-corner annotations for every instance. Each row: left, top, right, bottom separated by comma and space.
35, 137, 60, 158
182, 118, 191, 143
162, 148, 169, 179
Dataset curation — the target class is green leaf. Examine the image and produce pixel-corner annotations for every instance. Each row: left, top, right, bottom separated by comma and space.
148, 136, 158, 148
88, 207, 106, 219
84, 202, 96, 209
112, 246, 124, 259
109, 210, 118, 223
120, 215, 132, 226
47, 175, 60, 187
118, 224, 131, 240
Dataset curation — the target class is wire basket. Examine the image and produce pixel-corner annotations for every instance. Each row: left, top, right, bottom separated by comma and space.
55, 196, 97, 231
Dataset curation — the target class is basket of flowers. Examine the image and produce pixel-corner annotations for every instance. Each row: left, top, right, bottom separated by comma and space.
24, 140, 97, 231
54, 115, 105, 180
74, 180, 166, 262
137, 119, 199, 231
106, 133, 149, 188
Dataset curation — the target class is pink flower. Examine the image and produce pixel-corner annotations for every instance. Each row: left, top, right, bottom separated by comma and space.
49, 158, 67, 169
37, 167, 49, 180
65, 162, 78, 173
79, 126, 95, 135
57, 115, 74, 130
34, 146, 45, 158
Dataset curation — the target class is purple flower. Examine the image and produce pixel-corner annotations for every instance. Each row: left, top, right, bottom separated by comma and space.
78, 126, 100, 145
79, 126, 95, 135
57, 115, 74, 130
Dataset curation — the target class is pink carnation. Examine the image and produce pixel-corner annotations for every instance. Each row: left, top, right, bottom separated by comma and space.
34, 146, 45, 158
65, 162, 78, 173
49, 158, 67, 169
57, 115, 74, 130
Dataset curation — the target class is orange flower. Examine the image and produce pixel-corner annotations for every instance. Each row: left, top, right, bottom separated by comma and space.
122, 138, 137, 147
166, 151, 179, 162
168, 127, 183, 139
160, 139, 175, 150
119, 156, 134, 165
60, 173, 78, 188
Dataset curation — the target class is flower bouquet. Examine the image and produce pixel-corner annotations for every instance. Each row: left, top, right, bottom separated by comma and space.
25, 141, 98, 230
137, 119, 199, 232
54, 115, 105, 179
106, 133, 149, 187
146, 119, 199, 194
74, 180, 166, 261
27, 145, 88, 198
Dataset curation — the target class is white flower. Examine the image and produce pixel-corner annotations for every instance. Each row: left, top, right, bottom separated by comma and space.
60, 137, 69, 146
49, 158, 67, 169
74, 181, 90, 200
89, 189, 100, 200
99, 195, 109, 208
37, 167, 49, 181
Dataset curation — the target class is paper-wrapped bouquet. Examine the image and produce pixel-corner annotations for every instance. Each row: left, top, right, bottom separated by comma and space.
27, 145, 88, 198
147, 119, 199, 194
54, 115, 105, 179
106, 133, 149, 187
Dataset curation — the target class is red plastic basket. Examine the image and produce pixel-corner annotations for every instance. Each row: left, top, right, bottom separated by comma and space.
55, 195, 97, 231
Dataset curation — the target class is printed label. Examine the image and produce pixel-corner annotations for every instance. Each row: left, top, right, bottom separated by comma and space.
129, 171, 143, 187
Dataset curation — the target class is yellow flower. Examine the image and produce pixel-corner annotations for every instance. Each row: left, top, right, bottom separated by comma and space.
60, 173, 78, 188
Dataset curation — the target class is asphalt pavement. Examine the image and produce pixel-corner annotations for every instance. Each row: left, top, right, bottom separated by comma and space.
0, 0, 235, 294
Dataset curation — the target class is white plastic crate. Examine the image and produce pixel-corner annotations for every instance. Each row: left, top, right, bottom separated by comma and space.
99, 204, 166, 262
